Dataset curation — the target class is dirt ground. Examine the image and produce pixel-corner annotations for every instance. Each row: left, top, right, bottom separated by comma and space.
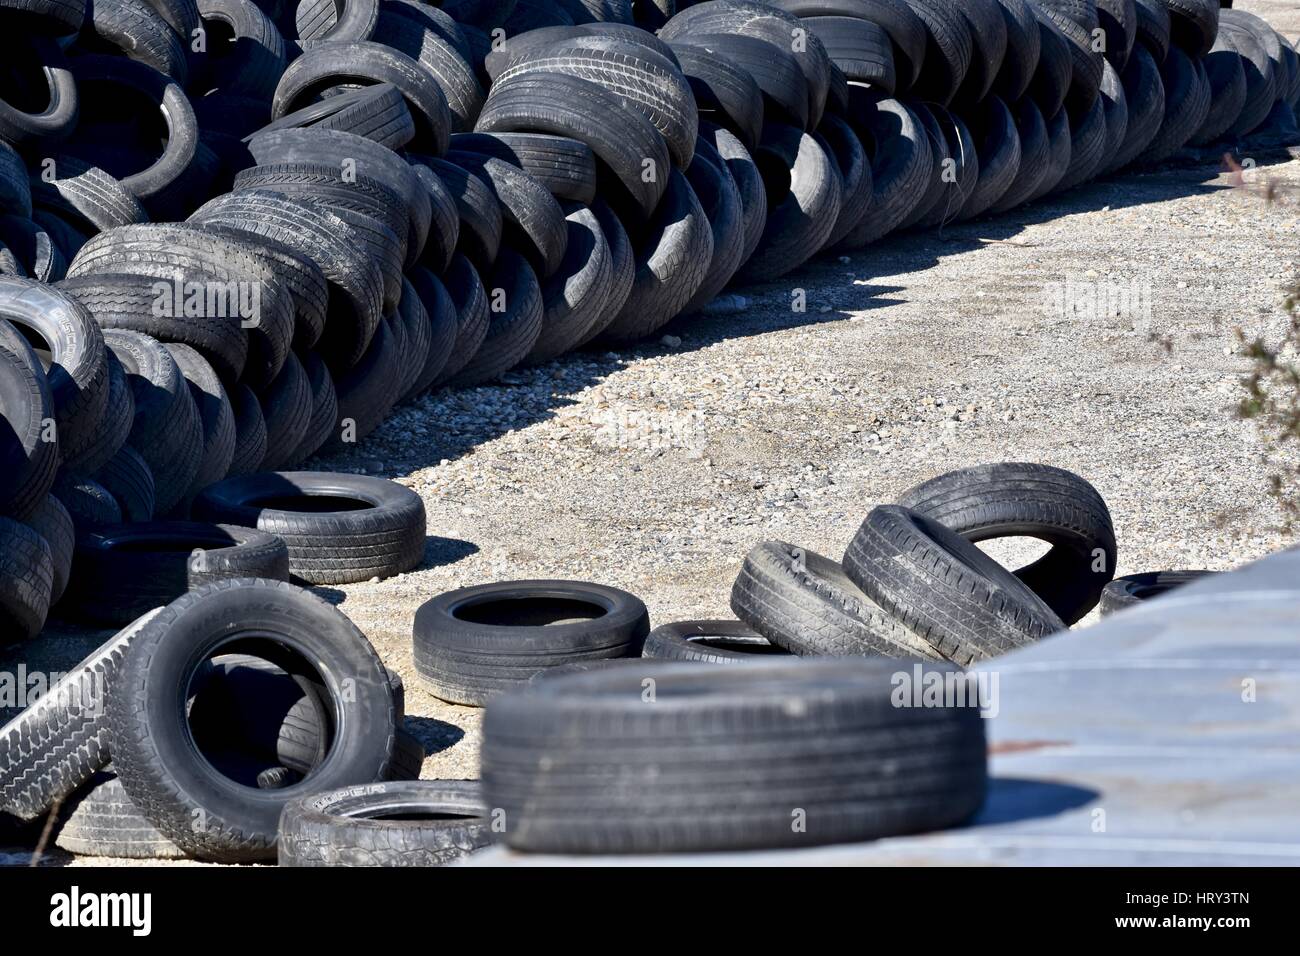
5, 0, 1300, 865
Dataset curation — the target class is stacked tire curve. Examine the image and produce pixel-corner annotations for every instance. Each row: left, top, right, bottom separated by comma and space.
2, 0, 1298, 644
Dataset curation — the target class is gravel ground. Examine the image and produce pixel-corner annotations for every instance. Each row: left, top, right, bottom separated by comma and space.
5, 0, 1300, 866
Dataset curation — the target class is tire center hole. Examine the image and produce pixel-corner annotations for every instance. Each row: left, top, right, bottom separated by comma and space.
246, 493, 373, 513
453, 597, 608, 627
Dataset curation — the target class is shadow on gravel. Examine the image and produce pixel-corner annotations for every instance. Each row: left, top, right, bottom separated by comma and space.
402, 715, 466, 756
972, 777, 1100, 826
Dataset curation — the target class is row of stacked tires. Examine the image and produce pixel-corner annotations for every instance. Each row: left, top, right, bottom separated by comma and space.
0, 0, 1294, 642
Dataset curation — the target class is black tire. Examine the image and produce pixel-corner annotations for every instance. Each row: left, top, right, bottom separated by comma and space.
102, 329, 204, 515
669, 31, 809, 130
325, 205, 404, 315
1134, 0, 1170, 63
0, 515, 52, 642
413, 579, 650, 705
271, 40, 451, 154
63, 55, 200, 218
642, 619, 791, 663
953, 0, 1008, 105
404, 267, 458, 395
0, 277, 108, 472
766, 0, 928, 92
816, 111, 873, 251
67, 346, 133, 476
903, 0, 973, 105
1035, 1, 1105, 114
475, 71, 671, 218
444, 151, 568, 279
0, 316, 59, 520
54, 770, 185, 859
445, 246, 544, 384
52, 469, 123, 532
989, 96, 1050, 213
23, 492, 73, 604
993, 0, 1042, 101
730, 539, 938, 658
90, 443, 155, 523
1097, 0, 1137, 69
326, 312, 400, 444
738, 122, 841, 279
107, 578, 396, 862
0, 608, 161, 821
0, 141, 30, 219
700, 122, 766, 271
1217, 20, 1277, 136
83, 0, 191, 84
1099, 57, 1130, 163
195, 0, 288, 100
1026, 107, 1067, 201
57, 272, 248, 384
0, 214, 66, 282
31, 208, 88, 263
256, 83, 415, 149
896, 463, 1117, 624
1136, 43, 1210, 164
481, 657, 988, 854
0, 0, 87, 32
836, 91, 930, 248
898, 100, 949, 229
292, 0, 378, 48
289, 349, 337, 461
165, 343, 235, 499
679, 139, 745, 311
0, 35, 79, 147
392, 278, 432, 401
439, 0, 516, 30
1102, 41, 1165, 172
68, 521, 289, 625
1098, 569, 1215, 615
433, 252, 490, 385
449, 132, 599, 205
227, 381, 266, 476
805, 15, 896, 92
278, 780, 490, 866
574, 197, 634, 345
1055, 92, 1106, 192
1191, 32, 1246, 144
254, 349, 309, 471
1029, 7, 1075, 119
31, 156, 148, 234
912, 103, 979, 229
1164, 0, 1217, 57
843, 506, 1067, 664
406, 159, 460, 275
598, 168, 712, 342
667, 40, 764, 150
957, 94, 1021, 219
372, 6, 484, 132
192, 471, 425, 583
524, 203, 613, 364
410, 156, 502, 274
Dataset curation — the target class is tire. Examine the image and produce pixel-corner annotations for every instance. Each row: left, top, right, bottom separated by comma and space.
1164, 0, 1217, 57
392, 278, 432, 400
773, 0, 928, 92
1099, 57, 1130, 163
291, 0, 378, 49
407, 159, 461, 274
66, 346, 133, 476
481, 657, 988, 854
56, 272, 248, 384
327, 313, 400, 444
30, 156, 148, 234
1029, 7, 1075, 119
903, 0, 973, 105
271, 40, 451, 154
1098, 569, 1215, 615
102, 329, 203, 516
739, 122, 840, 280
288, 349, 336, 461
642, 619, 791, 663
957, 94, 1021, 219
0, 277, 108, 472
817, 111, 874, 251
52, 469, 123, 532
23, 492, 73, 604
372, 7, 484, 132
1102, 41, 1165, 172
730, 539, 938, 658
598, 168, 712, 342
192, 471, 425, 583
913, 103, 979, 228
410, 156, 502, 273
0, 35, 79, 147
1217, 21, 1278, 136
1055, 92, 1106, 191
243, 127, 430, 269
31, 208, 89, 263
227, 381, 265, 476
433, 252, 490, 385
952, 0, 1007, 105
700, 122, 766, 270
0, 142, 30, 219
278, 780, 490, 866
444, 152, 568, 279
413, 579, 650, 705
669, 31, 809, 130
1097, 0, 1137, 69
805, 15, 896, 92
445, 246, 544, 384
667, 40, 763, 150
194, 0, 287, 99
64, 55, 199, 218
107, 579, 396, 862
993, 0, 1042, 101
573, 197, 634, 345
450, 132, 599, 205
439, 0, 516, 30
83, 0, 191, 84
0, 0, 87, 32
256, 83, 415, 149
188, 190, 383, 370
1136, 44, 1210, 164
90, 443, 155, 523
898, 100, 948, 229
843, 506, 1067, 664
0, 214, 66, 282
679, 139, 745, 311
0, 516, 52, 642
0, 316, 59, 520
165, 343, 235, 500
989, 96, 1050, 213
524, 203, 613, 364
0, 609, 162, 821
896, 463, 1117, 625
1191, 32, 1247, 144
1035, 1, 1104, 114
403, 267, 458, 395
68, 521, 289, 625
54, 770, 185, 859
836, 92, 929, 248
1134, 0, 1170, 63
475, 71, 671, 218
